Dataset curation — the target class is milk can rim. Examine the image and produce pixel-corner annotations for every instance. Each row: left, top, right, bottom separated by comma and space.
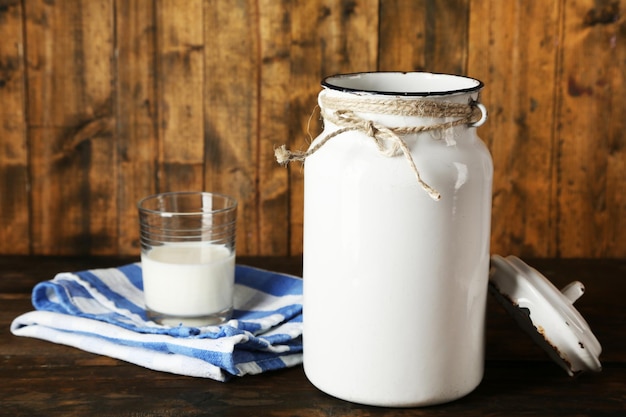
321, 71, 484, 97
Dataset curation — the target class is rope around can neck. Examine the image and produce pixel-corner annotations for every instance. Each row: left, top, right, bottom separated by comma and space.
275, 91, 484, 201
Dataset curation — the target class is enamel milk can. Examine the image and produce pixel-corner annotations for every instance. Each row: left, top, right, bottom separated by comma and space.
278, 72, 492, 406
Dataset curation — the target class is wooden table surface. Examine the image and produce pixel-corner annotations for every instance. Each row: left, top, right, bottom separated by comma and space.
1, 256, 624, 416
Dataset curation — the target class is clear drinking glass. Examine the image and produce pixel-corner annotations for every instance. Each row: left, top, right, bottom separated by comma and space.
138, 191, 237, 326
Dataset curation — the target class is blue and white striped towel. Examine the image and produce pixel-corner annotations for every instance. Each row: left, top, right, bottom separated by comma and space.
10, 263, 303, 381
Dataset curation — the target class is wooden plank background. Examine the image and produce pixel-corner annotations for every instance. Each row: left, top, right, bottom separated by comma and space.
0, 0, 624, 258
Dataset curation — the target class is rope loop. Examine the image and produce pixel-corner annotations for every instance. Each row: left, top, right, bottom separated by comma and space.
275, 92, 485, 201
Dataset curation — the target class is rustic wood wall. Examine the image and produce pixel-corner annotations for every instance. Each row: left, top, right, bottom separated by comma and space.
1, 0, 624, 258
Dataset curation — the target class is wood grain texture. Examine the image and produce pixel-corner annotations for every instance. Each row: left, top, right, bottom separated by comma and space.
557, 0, 626, 257
257, 0, 290, 255
0, 0, 625, 257
25, 0, 117, 255
468, 0, 561, 257
115, 0, 159, 254
1, 256, 625, 416
204, 0, 262, 255
156, 0, 204, 192
0, 0, 28, 254
380, 0, 469, 74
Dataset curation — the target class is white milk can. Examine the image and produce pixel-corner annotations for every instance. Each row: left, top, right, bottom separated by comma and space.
277, 72, 492, 407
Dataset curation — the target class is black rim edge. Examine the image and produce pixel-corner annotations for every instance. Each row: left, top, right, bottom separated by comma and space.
321, 71, 484, 97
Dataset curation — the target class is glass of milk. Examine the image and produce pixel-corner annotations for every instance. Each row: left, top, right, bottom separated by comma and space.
138, 192, 237, 326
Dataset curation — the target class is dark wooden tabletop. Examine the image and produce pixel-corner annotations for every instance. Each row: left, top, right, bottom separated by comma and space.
1, 256, 624, 417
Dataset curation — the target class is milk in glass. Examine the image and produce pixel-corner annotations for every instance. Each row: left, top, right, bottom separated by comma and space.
142, 243, 235, 319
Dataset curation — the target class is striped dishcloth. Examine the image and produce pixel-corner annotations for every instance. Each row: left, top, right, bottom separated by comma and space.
10, 263, 303, 381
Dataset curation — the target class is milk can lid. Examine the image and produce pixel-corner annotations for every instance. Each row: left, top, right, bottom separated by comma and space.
489, 255, 602, 376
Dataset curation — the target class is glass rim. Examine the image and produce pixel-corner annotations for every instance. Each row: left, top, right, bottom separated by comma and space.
137, 191, 237, 216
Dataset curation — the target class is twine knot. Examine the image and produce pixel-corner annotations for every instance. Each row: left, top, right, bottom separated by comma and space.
363, 119, 376, 137
274, 144, 292, 165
